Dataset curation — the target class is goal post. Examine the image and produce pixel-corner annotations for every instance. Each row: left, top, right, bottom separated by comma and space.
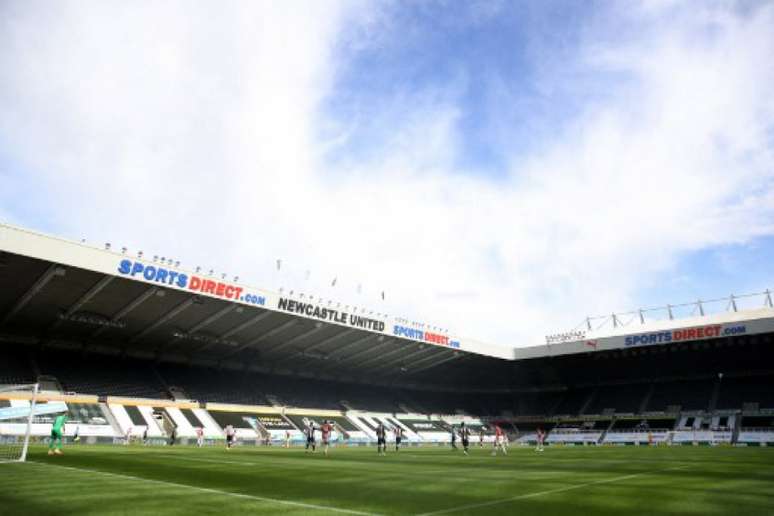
0, 383, 40, 463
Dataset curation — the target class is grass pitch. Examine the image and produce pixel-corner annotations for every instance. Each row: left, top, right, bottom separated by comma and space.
1, 444, 773, 515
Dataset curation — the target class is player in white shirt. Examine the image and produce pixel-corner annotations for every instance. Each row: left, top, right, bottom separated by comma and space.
492, 425, 507, 456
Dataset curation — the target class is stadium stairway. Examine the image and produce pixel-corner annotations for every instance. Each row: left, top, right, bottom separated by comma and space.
346, 413, 377, 439
252, 421, 271, 441
397, 403, 415, 414
732, 412, 742, 444
638, 384, 655, 414
100, 401, 123, 436
167, 385, 190, 401
163, 406, 198, 437
391, 417, 420, 441
191, 407, 223, 436
331, 422, 349, 439
152, 365, 174, 400
547, 391, 565, 417
578, 386, 598, 415
597, 419, 616, 444
38, 375, 63, 393
266, 394, 285, 407
27, 349, 41, 379
709, 379, 721, 412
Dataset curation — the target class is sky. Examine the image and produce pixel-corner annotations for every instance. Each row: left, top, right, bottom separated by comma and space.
1, 0, 773, 348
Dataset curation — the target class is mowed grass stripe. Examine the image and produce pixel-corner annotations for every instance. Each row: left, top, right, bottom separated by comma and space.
70, 444, 693, 475
0, 464, 312, 516
152, 454, 570, 483
25, 461, 382, 516
4, 445, 774, 515
72, 446, 580, 479
415, 464, 690, 515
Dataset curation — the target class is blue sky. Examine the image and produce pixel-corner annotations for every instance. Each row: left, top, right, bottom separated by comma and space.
1, 0, 773, 346
323, 1, 604, 175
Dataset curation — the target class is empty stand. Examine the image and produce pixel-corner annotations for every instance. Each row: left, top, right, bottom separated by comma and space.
741, 415, 774, 429
67, 402, 107, 424
553, 388, 593, 415
0, 348, 34, 385
179, 408, 204, 428
717, 374, 774, 410
36, 349, 168, 399
158, 363, 271, 406
609, 417, 676, 430
647, 379, 714, 412
208, 410, 256, 429
4, 336, 773, 419
587, 383, 650, 414
123, 405, 147, 426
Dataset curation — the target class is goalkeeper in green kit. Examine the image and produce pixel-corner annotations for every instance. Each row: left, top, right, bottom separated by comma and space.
48, 414, 67, 456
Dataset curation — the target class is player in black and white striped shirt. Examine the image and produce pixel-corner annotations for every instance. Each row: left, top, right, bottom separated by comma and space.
376, 422, 387, 456
305, 422, 317, 453
460, 422, 471, 455
394, 426, 403, 451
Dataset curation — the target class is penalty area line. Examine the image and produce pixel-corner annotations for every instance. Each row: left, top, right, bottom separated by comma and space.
30, 461, 381, 516
415, 464, 690, 516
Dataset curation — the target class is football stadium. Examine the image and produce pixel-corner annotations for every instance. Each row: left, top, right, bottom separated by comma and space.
1, 222, 774, 515
3, 2, 774, 515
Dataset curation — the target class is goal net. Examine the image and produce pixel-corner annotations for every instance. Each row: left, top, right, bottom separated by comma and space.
0, 383, 39, 463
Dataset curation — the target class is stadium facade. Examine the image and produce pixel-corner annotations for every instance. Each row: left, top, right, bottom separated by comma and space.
1, 222, 773, 447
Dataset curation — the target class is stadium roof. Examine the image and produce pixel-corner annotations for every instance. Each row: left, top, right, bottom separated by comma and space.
0, 223, 513, 387
1, 223, 774, 387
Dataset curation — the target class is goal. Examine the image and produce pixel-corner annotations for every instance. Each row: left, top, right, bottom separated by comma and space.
0, 383, 39, 463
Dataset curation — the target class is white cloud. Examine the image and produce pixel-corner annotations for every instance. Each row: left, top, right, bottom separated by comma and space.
1, 1, 773, 349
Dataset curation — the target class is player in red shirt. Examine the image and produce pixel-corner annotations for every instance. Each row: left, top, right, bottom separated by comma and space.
492, 425, 507, 456
536, 427, 545, 452
320, 421, 333, 456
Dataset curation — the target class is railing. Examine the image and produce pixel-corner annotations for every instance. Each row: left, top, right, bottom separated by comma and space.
551, 427, 599, 434
549, 289, 774, 341
606, 429, 669, 435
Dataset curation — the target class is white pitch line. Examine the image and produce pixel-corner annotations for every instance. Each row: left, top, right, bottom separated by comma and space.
156, 454, 260, 466
415, 464, 689, 516
30, 461, 380, 516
